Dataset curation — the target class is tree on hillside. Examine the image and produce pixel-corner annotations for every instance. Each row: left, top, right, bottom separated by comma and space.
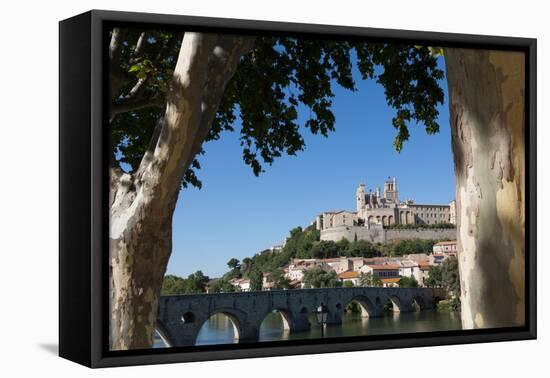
381, 239, 435, 257
303, 268, 341, 288
346, 240, 380, 258
343, 280, 355, 288
108, 28, 524, 348
359, 272, 382, 287
241, 257, 253, 273
207, 278, 236, 293
310, 240, 338, 259
399, 276, 419, 288
227, 258, 241, 270
268, 268, 292, 289
441, 256, 460, 296
425, 265, 443, 288
249, 269, 263, 291
160, 271, 210, 295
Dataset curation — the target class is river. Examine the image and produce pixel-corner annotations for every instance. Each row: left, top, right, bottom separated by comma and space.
154, 310, 461, 347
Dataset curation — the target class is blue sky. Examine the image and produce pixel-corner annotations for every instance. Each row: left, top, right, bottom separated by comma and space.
166, 56, 454, 278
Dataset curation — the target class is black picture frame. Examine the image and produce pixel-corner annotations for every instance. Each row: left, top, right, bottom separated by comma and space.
59, 9, 537, 368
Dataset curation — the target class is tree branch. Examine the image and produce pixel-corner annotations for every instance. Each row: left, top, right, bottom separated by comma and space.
109, 28, 129, 99
110, 96, 164, 118
187, 35, 256, 163
127, 33, 255, 216
135, 32, 217, 204
133, 32, 146, 57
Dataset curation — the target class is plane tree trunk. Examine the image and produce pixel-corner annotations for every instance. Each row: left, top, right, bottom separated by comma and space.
108, 32, 254, 350
444, 48, 525, 329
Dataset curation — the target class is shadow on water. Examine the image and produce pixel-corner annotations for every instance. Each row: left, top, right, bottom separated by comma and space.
259, 308, 461, 342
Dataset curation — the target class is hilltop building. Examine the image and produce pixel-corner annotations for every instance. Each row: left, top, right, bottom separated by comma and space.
315, 177, 456, 242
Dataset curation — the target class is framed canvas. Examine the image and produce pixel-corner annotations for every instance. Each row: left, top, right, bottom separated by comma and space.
59, 10, 537, 368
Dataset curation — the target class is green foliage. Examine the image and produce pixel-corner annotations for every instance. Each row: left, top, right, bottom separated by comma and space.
219, 224, 443, 285
449, 296, 461, 312
161, 271, 210, 295
345, 240, 380, 258
303, 267, 342, 288
110, 29, 182, 174
441, 256, 461, 295
110, 28, 444, 190
436, 297, 461, 313
346, 301, 361, 313
425, 265, 442, 287
433, 256, 461, 312
398, 276, 419, 288
359, 272, 383, 287
342, 280, 355, 288
379, 238, 436, 256
207, 278, 237, 293
310, 240, 339, 259
240, 257, 252, 274
227, 258, 241, 270
223, 258, 242, 280
268, 268, 292, 289
249, 269, 263, 291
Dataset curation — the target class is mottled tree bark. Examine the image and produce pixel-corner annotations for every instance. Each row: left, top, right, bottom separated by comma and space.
109, 33, 254, 350
445, 49, 525, 329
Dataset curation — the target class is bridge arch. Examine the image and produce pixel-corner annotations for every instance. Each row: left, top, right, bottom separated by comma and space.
386, 295, 403, 312
154, 322, 174, 348
257, 308, 297, 341
259, 308, 294, 332
412, 295, 427, 311
346, 295, 376, 318
195, 309, 243, 345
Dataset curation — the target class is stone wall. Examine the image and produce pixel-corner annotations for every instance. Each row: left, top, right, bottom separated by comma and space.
320, 225, 456, 243
386, 228, 457, 241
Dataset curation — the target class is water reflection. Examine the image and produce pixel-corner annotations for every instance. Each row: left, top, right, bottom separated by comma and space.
153, 310, 462, 348
195, 312, 239, 345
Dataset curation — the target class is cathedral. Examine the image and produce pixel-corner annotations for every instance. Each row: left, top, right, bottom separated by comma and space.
316, 177, 456, 231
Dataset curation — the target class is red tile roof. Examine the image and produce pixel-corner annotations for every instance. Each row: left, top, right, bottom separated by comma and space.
338, 270, 360, 279
418, 260, 432, 269
381, 278, 401, 284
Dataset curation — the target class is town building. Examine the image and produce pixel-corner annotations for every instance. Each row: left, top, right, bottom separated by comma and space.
418, 260, 432, 286
338, 270, 361, 286
433, 240, 458, 254
360, 264, 401, 279
230, 278, 251, 292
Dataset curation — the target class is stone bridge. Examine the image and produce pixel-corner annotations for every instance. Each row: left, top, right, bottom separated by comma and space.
156, 287, 447, 347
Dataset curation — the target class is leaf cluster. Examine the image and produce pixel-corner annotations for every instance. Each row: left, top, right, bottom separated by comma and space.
109, 28, 444, 190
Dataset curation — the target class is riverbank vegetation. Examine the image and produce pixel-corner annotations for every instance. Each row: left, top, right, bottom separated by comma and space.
425, 256, 461, 312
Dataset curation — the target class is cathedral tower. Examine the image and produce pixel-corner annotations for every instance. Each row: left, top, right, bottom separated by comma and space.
356, 182, 366, 215
383, 177, 398, 203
